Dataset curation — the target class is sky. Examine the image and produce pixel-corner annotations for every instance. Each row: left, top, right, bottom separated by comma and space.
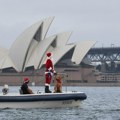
0, 0, 120, 49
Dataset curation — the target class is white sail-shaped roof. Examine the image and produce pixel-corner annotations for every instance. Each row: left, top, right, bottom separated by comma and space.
0, 47, 17, 70
9, 17, 54, 72
71, 40, 96, 64
24, 17, 54, 69
0, 47, 8, 69
39, 32, 73, 68
25, 36, 56, 70
52, 44, 75, 65
0, 17, 96, 72
1, 56, 17, 70
41, 17, 55, 40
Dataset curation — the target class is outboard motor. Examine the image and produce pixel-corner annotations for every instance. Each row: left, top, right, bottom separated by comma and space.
2, 84, 9, 95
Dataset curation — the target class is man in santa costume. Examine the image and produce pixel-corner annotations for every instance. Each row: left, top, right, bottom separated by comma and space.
45, 52, 55, 93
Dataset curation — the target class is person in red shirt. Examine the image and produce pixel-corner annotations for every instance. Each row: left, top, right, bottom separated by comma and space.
45, 52, 55, 93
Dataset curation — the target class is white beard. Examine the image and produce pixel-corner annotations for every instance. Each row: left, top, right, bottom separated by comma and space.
46, 57, 54, 62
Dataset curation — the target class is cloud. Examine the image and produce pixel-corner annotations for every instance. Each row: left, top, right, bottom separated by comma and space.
0, 0, 120, 48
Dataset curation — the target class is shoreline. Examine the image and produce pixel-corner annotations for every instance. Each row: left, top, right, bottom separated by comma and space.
0, 83, 120, 87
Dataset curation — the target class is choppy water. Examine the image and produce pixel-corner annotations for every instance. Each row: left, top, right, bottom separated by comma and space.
0, 86, 120, 120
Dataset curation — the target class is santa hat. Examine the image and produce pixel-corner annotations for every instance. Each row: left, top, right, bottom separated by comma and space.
46, 52, 52, 57
24, 77, 29, 83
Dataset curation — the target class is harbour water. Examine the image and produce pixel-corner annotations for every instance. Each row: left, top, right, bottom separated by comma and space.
0, 86, 120, 120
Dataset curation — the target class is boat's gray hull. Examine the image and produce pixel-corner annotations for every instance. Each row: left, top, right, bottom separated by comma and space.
0, 92, 87, 108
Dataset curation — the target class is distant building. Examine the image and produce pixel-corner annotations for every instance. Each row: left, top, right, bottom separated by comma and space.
0, 17, 95, 72
0, 17, 96, 86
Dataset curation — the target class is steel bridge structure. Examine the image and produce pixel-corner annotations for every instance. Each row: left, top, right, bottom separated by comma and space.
87, 47, 120, 62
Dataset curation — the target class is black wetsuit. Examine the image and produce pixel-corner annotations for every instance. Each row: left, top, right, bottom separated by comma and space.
21, 83, 30, 94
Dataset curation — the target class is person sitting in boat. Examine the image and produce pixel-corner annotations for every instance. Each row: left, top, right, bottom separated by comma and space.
45, 52, 56, 93
54, 72, 63, 93
20, 77, 34, 94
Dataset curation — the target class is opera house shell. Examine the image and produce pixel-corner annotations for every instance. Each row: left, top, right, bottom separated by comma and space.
0, 17, 96, 86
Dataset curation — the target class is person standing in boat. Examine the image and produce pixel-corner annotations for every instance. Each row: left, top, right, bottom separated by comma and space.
21, 77, 34, 94
45, 52, 55, 93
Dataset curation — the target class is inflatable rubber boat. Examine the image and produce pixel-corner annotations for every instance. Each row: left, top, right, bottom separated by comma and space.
0, 92, 87, 108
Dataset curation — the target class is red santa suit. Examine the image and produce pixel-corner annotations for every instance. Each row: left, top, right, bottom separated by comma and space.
45, 52, 54, 88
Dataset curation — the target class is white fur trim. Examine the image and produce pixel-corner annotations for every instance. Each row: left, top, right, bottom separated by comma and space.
47, 56, 51, 59
45, 72, 53, 76
45, 83, 50, 86
48, 67, 52, 71
45, 72, 49, 74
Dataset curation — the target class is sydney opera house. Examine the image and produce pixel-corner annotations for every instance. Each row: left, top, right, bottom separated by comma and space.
0, 17, 97, 86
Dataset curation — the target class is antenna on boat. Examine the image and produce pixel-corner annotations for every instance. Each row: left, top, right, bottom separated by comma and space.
65, 73, 68, 93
